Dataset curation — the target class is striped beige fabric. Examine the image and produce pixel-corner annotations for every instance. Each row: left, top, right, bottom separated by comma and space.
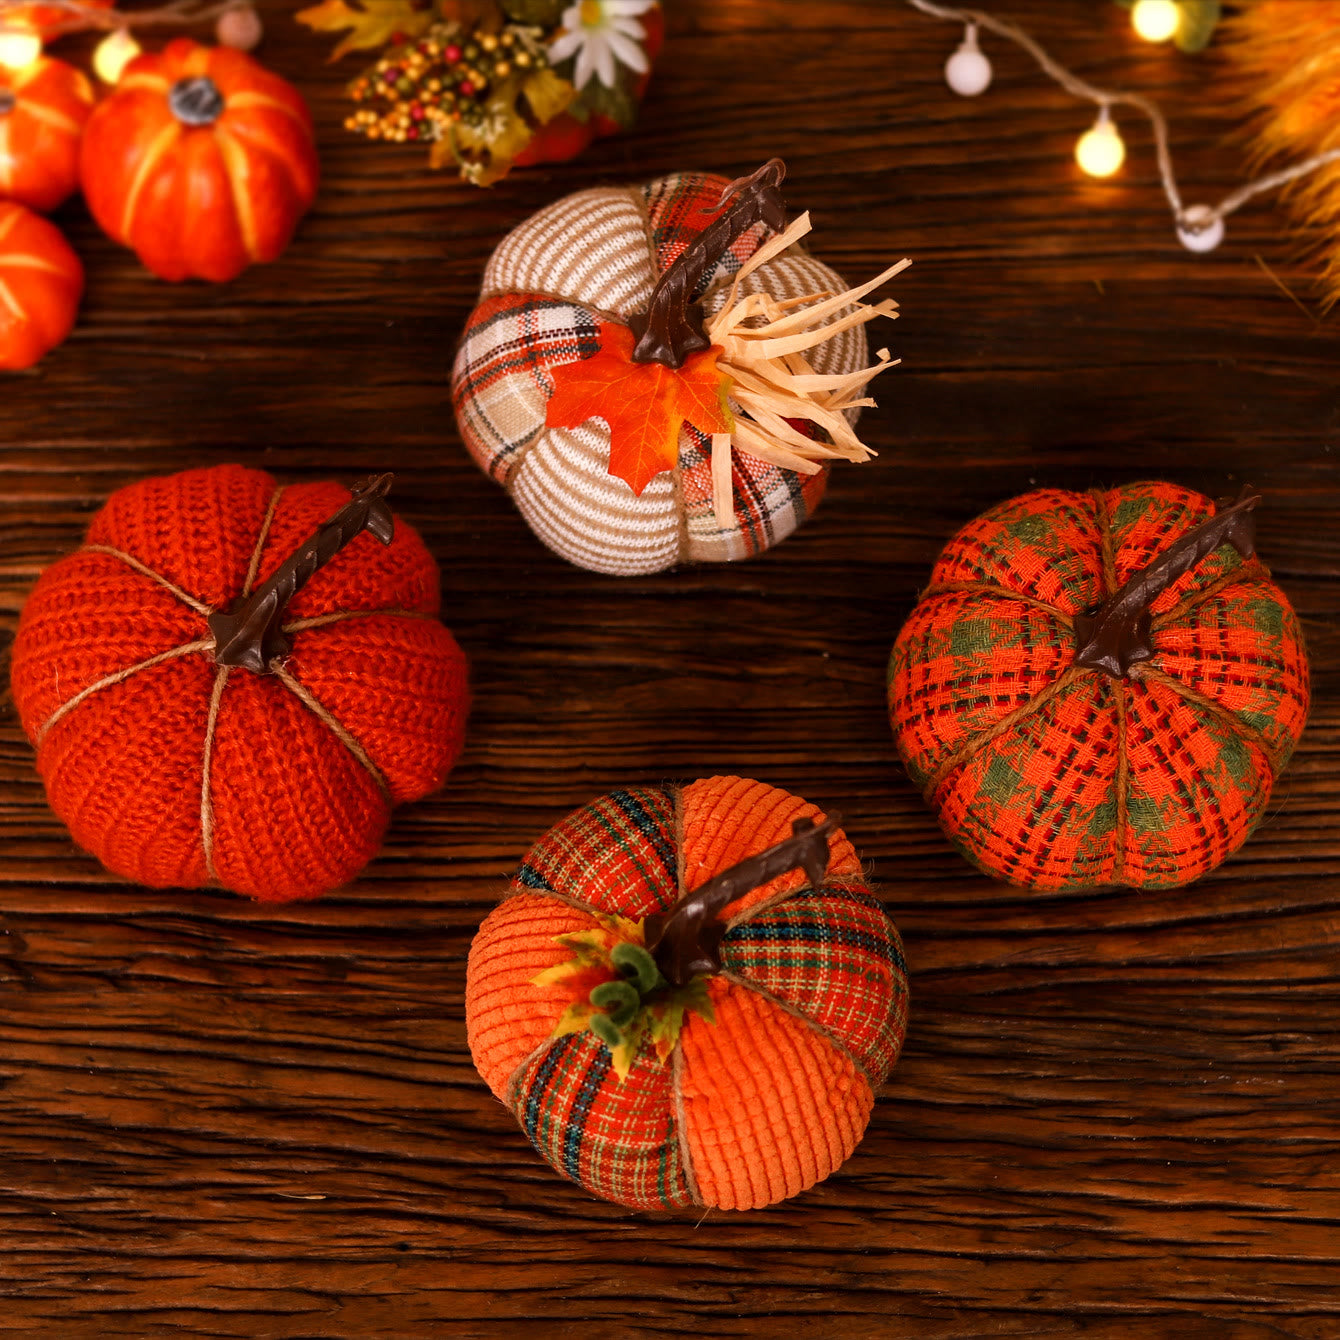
482, 187, 656, 319
509, 422, 681, 577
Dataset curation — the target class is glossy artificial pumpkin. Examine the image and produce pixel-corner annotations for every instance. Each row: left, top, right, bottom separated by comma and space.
79, 39, 318, 282
0, 56, 94, 212
10, 464, 470, 902
0, 199, 81, 369
889, 482, 1310, 892
467, 776, 909, 1211
452, 159, 906, 576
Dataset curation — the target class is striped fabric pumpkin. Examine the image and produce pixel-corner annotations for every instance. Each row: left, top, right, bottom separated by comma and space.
889, 482, 1310, 892
466, 776, 909, 1212
452, 172, 873, 576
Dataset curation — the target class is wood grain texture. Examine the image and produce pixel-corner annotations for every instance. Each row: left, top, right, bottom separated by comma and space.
1, 1, 1339, 1334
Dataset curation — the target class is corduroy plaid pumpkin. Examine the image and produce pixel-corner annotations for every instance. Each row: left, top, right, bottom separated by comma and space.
889, 482, 1309, 892
452, 163, 904, 576
466, 776, 910, 1211
10, 464, 469, 902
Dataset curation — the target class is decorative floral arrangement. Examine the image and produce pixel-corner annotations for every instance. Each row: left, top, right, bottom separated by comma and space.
296, 0, 663, 184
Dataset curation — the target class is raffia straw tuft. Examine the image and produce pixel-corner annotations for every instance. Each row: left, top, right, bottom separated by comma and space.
706, 212, 909, 531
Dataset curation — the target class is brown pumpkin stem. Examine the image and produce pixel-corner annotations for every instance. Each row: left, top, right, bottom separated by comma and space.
208, 474, 395, 674
644, 813, 837, 987
0, 91, 14, 118
170, 77, 225, 126
628, 158, 790, 370
1073, 484, 1260, 678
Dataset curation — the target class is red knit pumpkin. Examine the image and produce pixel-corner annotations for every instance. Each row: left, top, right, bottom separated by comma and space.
888, 482, 1309, 892
79, 39, 318, 282
0, 199, 81, 369
467, 776, 909, 1211
0, 56, 94, 212
10, 464, 469, 902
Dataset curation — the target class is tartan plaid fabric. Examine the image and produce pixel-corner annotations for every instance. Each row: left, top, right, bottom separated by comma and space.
508, 1030, 694, 1211
452, 293, 602, 485
452, 174, 871, 575
465, 779, 907, 1210
640, 172, 770, 297
721, 882, 909, 1084
889, 482, 1310, 891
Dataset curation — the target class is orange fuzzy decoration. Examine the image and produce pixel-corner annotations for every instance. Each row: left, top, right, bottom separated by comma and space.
889, 482, 1309, 892
79, 39, 318, 283
0, 57, 94, 213
10, 464, 469, 902
466, 776, 910, 1212
1223, 3, 1340, 306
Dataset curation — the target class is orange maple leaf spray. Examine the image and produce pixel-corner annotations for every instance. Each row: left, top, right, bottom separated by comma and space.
545, 159, 909, 525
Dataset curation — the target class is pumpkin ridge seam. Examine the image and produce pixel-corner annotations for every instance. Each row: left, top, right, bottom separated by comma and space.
1138, 663, 1284, 771
80, 544, 213, 615
1150, 558, 1271, 631
241, 484, 284, 597
919, 581, 1072, 620
199, 664, 230, 883
272, 665, 391, 802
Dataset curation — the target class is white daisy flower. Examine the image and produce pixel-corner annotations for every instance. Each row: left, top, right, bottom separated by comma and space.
549, 0, 655, 91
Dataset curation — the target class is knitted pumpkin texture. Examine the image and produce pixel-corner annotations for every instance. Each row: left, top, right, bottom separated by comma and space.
466, 776, 910, 1212
889, 482, 1309, 892
10, 464, 469, 902
452, 158, 907, 576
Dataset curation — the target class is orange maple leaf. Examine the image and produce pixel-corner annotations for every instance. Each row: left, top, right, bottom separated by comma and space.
544, 321, 734, 496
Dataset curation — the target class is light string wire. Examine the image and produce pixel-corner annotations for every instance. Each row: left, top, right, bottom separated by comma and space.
908, 0, 1340, 241
0, 0, 246, 38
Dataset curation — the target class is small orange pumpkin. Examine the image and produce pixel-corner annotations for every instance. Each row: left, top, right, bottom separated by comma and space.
0, 56, 94, 212
79, 38, 318, 283
0, 200, 82, 369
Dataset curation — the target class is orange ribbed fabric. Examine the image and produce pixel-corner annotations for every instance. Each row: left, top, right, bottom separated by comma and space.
9, 464, 470, 902
464, 778, 909, 1212
678, 978, 872, 1211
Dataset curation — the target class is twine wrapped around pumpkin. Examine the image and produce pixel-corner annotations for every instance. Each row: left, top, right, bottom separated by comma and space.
888, 481, 1310, 893
466, 775, 909, 1212
9, 464, 469, 901
452, 164, 907, 575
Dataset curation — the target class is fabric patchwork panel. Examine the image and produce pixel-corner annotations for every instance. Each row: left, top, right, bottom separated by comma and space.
677, 978, 873, 1211
1118, 674, 1273, 888
510, 420, 682, 576
514, 785, 680, 919
929, 489, 1106, 615
508, 1031, 693, 1211
642, 172, 771, 294
481, 186, 657, 318
466, 892, 597, 1101
721, 885, 909, 1084
679, 775, 860, 923
1153, 576, 1309, 771
678, 420, 827, 564
452, 293, 602, 484
890, 589, 1076, 790
933, 673, 1122, 891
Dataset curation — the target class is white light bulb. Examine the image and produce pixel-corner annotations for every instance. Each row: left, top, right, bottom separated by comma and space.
1177, 203, 1225, 252
1131, 0, 1181, 43
1075, 109, 1126, 178
0, 26, 42, 71
945, 23, 992, 97
93, 29, 141, 85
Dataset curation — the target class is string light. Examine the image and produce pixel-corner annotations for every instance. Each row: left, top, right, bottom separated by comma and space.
945, 22, 992, 96
1130, 0, 1181, 44
1075, 106, 1125, 178
909, 0, 1340, 255
93, 28, 140, 83
0, 24, 42, 70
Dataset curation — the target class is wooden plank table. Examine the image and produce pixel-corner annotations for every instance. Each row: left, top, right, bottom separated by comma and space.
1, 2, 1337, 1334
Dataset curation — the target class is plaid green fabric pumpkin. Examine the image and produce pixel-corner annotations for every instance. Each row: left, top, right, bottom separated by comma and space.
888, 481, 1309, 892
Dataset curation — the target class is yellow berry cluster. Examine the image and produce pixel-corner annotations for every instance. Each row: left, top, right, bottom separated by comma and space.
343, 23, 548, 145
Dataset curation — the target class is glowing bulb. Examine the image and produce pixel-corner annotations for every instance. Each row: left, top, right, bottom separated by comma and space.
1075, 109, 1125, 178
0, 26, 42, 71
93, 29, 141, 84
1131, 0, 1181, 43
1177, 203, 1225, 252
945, 23, 992, 97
